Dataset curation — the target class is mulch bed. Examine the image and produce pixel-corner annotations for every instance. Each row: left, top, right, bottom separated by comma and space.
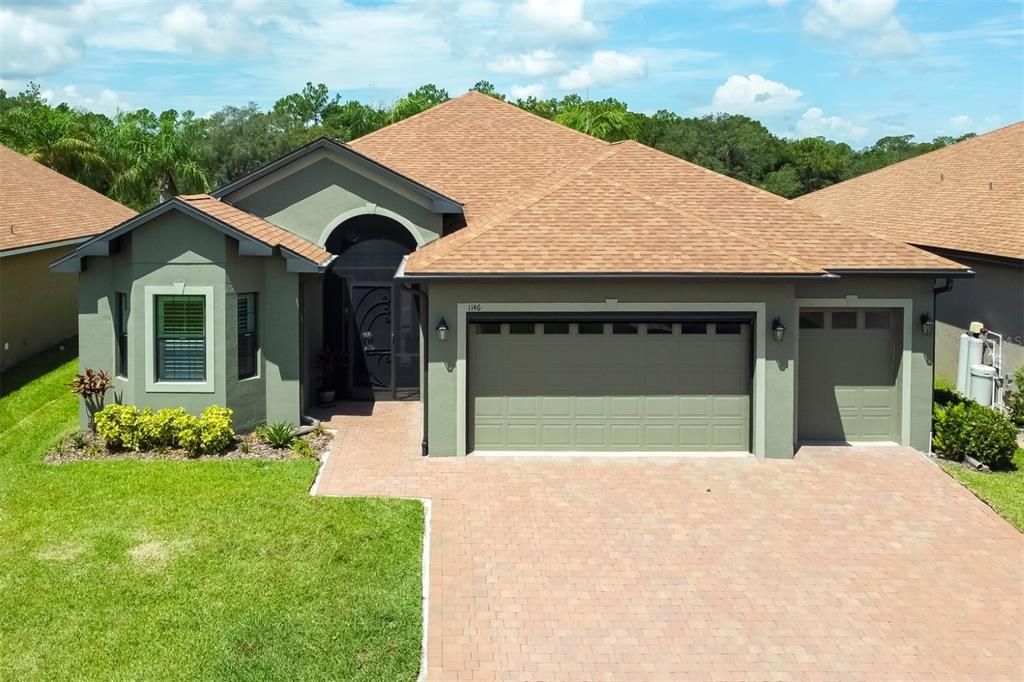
46, 429, 333, 464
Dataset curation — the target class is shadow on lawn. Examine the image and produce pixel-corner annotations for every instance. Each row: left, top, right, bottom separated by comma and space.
0, 338, 77, 398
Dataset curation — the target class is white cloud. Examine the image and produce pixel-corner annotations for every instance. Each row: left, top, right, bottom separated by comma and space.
948, 114, 972, 131
793, 107, 867, 142
509, 83, 545, 100
160, 3, 262, 56
49, 85, 130, 116
766, 0, 791, 6
710, 74, 803, 116
558, 51, 646, 90
803, 0, 918, 56
509, 0, 601, 43
488, 49, 564, 77
0, 10, 80, 78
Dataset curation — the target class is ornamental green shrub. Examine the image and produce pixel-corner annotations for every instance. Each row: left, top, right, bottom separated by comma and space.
1007, 366, 1024, 428
257, 422, 296, 449
933, 401, 1018, 470
136, 408, 192, 450
289, 437, 315, 459
95, 404, 140, 450
933, 376, 965, 408
178, 406, 234, 456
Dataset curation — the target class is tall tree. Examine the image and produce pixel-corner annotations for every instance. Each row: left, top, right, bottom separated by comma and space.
107, 109, 209, 207
554, 99, 639, 142
390, 84, 449, 123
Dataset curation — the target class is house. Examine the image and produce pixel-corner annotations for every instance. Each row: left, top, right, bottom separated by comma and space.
0, 144, 135, 371
53, 92, 970, 456
795, 122, 1023, 381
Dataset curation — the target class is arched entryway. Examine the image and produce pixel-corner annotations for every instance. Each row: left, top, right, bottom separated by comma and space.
323, 214, 420, 400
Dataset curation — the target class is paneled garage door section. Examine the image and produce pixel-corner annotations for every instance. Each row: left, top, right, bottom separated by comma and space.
468, 320, 752, 452
798, 308, 900, 443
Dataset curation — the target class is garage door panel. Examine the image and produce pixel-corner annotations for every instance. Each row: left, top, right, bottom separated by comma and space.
798, 308, 898, 443
470, 319, 752, 452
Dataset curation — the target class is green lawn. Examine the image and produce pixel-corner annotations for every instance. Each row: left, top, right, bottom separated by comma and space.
0, 347, 423, 680
941, 448, 1024, 532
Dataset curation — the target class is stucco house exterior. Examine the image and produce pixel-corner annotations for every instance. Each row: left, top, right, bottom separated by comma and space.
0, 144, 134, 371
796, 122, 1023, 380
54, 92, 971, 457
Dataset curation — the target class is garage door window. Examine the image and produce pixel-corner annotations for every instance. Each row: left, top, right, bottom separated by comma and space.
865, 311, 891, 329
509, 322, 536, 335
800, 311, 825, 329
646, 322, 673, 335
612, 322, 639, 334
543, 322, 570, 334
831, 311, 858, 329
679, 321, 707, 334
715, 322, 742, 334
578, 322, 604, 335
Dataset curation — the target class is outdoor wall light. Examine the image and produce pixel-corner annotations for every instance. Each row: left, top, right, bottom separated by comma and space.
920, 313, 934, 336
436, 318, 449, 341
771, 318, 786, 342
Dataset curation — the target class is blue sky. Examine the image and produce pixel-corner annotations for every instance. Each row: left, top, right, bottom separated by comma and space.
1, 0, 1021, 146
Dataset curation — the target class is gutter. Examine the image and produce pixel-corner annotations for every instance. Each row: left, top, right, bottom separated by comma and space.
396, 255, 430, 456
396, 271, 838, 283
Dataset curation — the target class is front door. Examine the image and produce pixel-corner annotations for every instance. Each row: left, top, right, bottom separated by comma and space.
323, 215, 419, 400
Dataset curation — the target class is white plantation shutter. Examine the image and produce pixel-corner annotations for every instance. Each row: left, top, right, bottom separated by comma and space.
156, 295, 206, 381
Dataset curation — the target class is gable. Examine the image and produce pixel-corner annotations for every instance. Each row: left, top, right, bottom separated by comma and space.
226, 151, 444, 247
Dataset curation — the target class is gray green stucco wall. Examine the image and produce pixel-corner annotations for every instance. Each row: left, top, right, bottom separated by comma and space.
76, 211, 301, 431
422, 276, 937, 458
226, 154, 443, 247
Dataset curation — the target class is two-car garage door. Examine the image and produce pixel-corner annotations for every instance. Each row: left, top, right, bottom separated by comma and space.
468, 318, 752, 452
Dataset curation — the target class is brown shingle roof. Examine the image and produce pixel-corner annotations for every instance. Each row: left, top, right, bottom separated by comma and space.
353, 92, 965, 276
0, 143, 135, 254
795, 122, 1024, 261
179, 194, 331, 265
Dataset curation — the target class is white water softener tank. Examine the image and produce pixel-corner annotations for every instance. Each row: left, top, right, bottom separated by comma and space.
969, 364, 996, 406
956, 333, 985, 394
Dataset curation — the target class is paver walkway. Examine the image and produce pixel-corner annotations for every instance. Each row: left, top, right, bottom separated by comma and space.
315, 402, 1023, 681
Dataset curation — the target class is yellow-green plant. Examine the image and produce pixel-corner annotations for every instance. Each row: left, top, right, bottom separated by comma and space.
136, 408, 192, 450
94, 404, 140, 450
289, 438, 315, 459
178, 406, 234, 456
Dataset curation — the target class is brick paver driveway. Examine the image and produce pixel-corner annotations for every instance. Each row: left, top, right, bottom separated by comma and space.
316, 402, 1023, 681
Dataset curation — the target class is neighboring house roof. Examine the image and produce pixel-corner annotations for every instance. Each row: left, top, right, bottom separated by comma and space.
211, 136, 462, 213
347, 93, 964, 276
794, 122, 1024, 262
0, 143, 135, 256
52, 194, 332, 273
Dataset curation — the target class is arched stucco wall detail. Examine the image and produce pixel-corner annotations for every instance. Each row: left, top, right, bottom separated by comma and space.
319, 204, 432, 248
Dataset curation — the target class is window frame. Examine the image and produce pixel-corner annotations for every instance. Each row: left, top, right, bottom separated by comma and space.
144, 285, 215, 393
237, 292, 259, 380
114, 292, 129, 378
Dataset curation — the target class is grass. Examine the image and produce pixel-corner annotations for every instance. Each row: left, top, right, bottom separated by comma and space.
941, 448, 1024, 532
0, 347, 423, 680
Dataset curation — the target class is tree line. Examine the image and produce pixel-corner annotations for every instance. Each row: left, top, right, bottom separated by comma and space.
0, 80, 974, 211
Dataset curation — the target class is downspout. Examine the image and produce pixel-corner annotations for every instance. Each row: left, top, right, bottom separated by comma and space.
929, 277, 955, 453
401, 280, 429, 456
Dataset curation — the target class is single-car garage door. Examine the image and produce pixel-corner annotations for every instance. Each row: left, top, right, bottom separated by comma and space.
468, 318, 752, 452
797, 308, 900, 443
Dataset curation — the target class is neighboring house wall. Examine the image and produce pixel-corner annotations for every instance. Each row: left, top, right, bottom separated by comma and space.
423, 277, 935, 458
931, 253, 1024, 379
77, 212, 301, 430
225, 154, 444, 247
0, 245, 80, 371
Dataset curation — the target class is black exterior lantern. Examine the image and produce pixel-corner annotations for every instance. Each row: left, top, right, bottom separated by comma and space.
771, 317, 785, 342
920, 313, 934, 336
436, 317, 449, 341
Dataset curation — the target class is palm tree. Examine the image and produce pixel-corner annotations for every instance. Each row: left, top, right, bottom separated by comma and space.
554, 102, 639, 142
0, 104, 108, 185
108, 109, 209, 207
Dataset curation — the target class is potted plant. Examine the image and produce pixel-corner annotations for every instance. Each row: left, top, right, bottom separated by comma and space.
315, 347, 337, 405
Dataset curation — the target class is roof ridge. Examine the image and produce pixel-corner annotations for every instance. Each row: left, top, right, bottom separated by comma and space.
799, 120, 1024, 199
349, 92, 478, 145
584, 171, 824, 273
411, 144, 624, 270
614, 141, 961, 270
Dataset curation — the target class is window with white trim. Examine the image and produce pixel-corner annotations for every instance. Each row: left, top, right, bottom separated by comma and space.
155, 295, 206, 382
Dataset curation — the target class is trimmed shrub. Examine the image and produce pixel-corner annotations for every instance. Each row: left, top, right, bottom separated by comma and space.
1007, 366, 1024, 428
933, 376, 965, 408
93, 404, 234, 456
257, 422, 296, 449
178, 406, 235, 456
95, 404, 141, 450
933, 401, 1018, 470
